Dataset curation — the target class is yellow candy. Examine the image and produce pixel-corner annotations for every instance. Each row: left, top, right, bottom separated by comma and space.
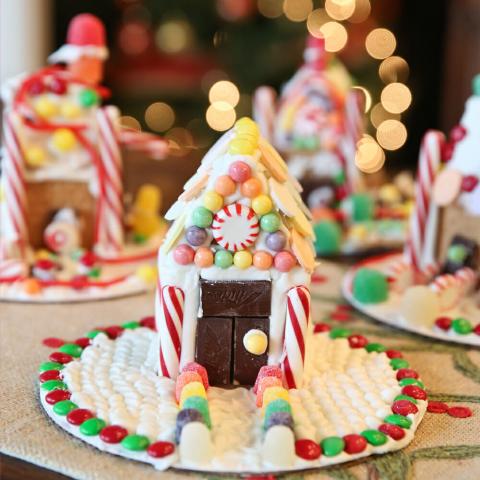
252, 194, 273, 215
179, 381, 207, 407
235, 117, 257, 129
243, 329, 268, 355
379, 184, 401, 204
262, 386, 289, 414
34, 96, 58, 119
52, 128, 77, 152
203, 190, 223, 212
35, 249, 51, 260
233, 250, 253, 269
229, 138, 256, 155
349, 224, 368, 242
235, 124, 260, 138
61, 102, 82, 119
136, 264, 157, 284
25, 146, 47, 167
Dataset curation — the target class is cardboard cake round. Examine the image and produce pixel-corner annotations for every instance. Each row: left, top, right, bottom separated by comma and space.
0, 14, 167, 302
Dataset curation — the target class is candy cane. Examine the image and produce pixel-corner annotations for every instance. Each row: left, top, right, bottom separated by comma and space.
281, 285, 310, 389
119, 128, 169, 160
158, 285, 185, 379
253, 86, 277, 141
0, 258, 27, 280
405, 130, 444, 271
96, 106, 124, 254
0, 111, 28, 259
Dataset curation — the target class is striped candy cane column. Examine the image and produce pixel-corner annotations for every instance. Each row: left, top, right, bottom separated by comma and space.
405, 130, 444, 271
0, 111, 28, 259
95, 106, 124, 255
253, 86, 277, 141
158, 285, 185, 379
282, 285, 311, 389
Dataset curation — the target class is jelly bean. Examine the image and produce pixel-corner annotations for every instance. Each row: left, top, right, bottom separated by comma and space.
121, 434, 150, 451
80, 418, 106, 436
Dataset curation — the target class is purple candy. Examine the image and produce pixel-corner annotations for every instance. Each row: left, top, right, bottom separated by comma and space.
263, 411, 294, 431
265, 231, 287, 251
175, 408, 205, 443
185, 226, 208, 246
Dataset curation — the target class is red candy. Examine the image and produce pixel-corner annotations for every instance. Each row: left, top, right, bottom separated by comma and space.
441, 142, 454, 162
75, 337, 91, 349
295, 439, 321, 460
147, 441, 175, 458
49, 77, 67, 95
343, 434, 367, 454
42, 337, 65, 348
378, 423, 405, 440
474, 324, 480, 336
447, 406, 472, 418
348, 334, 368, 349
100, 425, 128, 444
104, 325, 124, 339
392, 400, 418, 416
331, 311, 351, 322
253, 365, 283, 393
29, 79, 45, 95
39, 370, 61, 383
402, 385, 427, 401
450, 124, 467, 142
336, 304, 353, 311
45, 389, 71, 405
314, 323, 331, 333
396, 369, 419, 381
385, 350, 403, 359
461, 175, 479, 192
435, 316, 452, 331
427, 401, 448, 414
256, 376, 282, 407
182, 362, 209, 390
67, 408, 94, 426
140, 316, 156, 330
49, 351, 73, 364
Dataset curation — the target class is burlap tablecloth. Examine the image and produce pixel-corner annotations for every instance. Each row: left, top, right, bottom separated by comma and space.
1, 261, 479, 480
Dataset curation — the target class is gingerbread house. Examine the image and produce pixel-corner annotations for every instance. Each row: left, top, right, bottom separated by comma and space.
153, 117, 316, 388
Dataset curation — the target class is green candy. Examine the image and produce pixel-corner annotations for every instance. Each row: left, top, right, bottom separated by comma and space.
320, 436, 345, 456
451, 317, 473, 335
384, 414, 412, 429
361, 429, 387, 446
302, 136, 319, 151
59, 343, 83, 358
122, 321, 140, 329
352, 268, 388, 304
447, 244, 468, 263
260, 213, 281, 233
399, 378, 424, 388
365, 343, 386, 353
215, 250, 233, 269
39, 361, 64, 372
313, 220, 341, 255
473, 74, 480, 96
87, 267, 101, 278
86, 330, 102, 339
41, 380, 68, 391
182, 396, 211, 428
394, 394, 418, 404
350, 193, 374, 222
264, 399, 292, 426
53, 400, 78, 416
80, 418, 106, 436
79, 88, 99, 107
334, 170, 346, 186
329, 327, 351, 339
192, 207, 213, 228
121, 434, 150, 451
390, 358, 409, 370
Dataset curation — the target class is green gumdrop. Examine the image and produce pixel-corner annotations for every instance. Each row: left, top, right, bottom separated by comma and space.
365, 343, 386, 353
390, 358, 410, 370
473, 74, 480, 96
314, 220, 341, 255
447, 244, 468, 263
350, 193, 374, 222
451, 317, 473, 335
39, 361, 64, 372
53, 400, 77, 416
320, 436, 345, 456
59, 343, 83, 358
361, 429, 387, 446
264, 399, 292, 427
182, 396, 211, 428
80, 418, 106, 436
352, 268, 388, 304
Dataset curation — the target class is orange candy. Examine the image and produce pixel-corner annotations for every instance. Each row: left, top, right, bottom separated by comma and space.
215, 175, 236, 196
311, 207, 336, 222
194, 247, 214, 268
241, 178, 262, 198
253, 251, 273, 270
24, 278, 42, 294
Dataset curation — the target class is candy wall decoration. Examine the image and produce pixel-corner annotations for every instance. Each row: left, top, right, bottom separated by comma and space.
282, 285, 311, 389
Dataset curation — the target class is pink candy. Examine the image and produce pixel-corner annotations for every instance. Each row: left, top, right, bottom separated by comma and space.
228, 161, 251, 183
253, 365, 283, 393
274, 251, 297, 272
173, 244, 195, 265
175, 371, 203, 402
256, 376, 282, 407
182, 362, 209, 390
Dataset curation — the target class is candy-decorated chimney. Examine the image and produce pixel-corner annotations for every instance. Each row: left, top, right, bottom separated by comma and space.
155, 118, 316, 388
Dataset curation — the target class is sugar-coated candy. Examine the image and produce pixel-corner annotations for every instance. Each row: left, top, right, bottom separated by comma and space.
256, 376, 282, 407
262, 386, 289, 412
265, 231, 287, 251
263, 399, 292, 426
215, 175, 236, 196
260, 212, 281, 233
253, 365, 283, 393
320, 436, 345, 457
252, 195, 273, 216
253, 250, 273, 270
52, 128, 77, 152
353, 268, 389, 304
192, 206, 213, 228
182, 395, 211, 428
233, 250, 253, 269
34, 96, 58, 118
262, 425, 295, 467
343, 434, 367, 454
178, 421, 213, 464
175, 371, 203, 402
147, 441, 175, 458
274, 251, 296, 272
121, 434, 150, 451
228, 161, 251, 182
175, 408, 206, 443
400, 286, 440, 327
313, 220, 341, 255
179, 381, 206, 407
194, 247, 214, 268
173, 244, 195, 265
185, 226, 208, 246
49, 77, 67, 95
241, 178, 262, 198
295, 438, 321, 460
214, 250, 233, 269
182, 362, 209, 390
264, 411, 294, 431
361, 429, 388, 446
203, 191, 223, 212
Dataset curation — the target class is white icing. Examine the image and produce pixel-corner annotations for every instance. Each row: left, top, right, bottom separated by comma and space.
48, 44, 109, 63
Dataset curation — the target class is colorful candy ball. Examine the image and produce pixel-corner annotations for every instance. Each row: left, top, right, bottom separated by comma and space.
25, 146, 47, 167
34, 97, 58, 118
240, 178, 262, 198
191, 207, 213, 228
61, 102, 82, 119
203, 191, 223, 212
52, 128, 77, 152
215, 175, 236, 196
274, 251, 296, 272
185, 226, 208, 246
233, 250, 253, 269
260, 212, 281, 233
252, 195, 273, 216
175, 371, 203, 402
228, 161, 251, 183
173, 244, 195, 265
265, 231, 287, 251
215, 250, 233, 269
253, 251, 273, 270
194, 247, 214, 268
79, 88, 99, 107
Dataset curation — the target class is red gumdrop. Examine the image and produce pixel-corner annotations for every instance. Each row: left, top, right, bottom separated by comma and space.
181, 362, 209, 390
100, 425, 128, 444
67, 408, 94, 426
402, 385, 427, 400
28, 79, 45, 95
104, 325, 124, 339
295, 439, 321, 460
396, 369, 419, 380
348, 334, 368, 349
427, 401, 448, 414
450, 124, 467, 142
435, 316, 452, 331
147, 441, 175, 458
392, 400, 419, 416
253, 365, 283, 393
45, 389, 71, 405
314, 323, 331, 334
378, 423, 405, 440
461, 175, 479, 193
75, 337, 91, 349
42, 337, 65, 348
335, 185, 348, 201
49, 77, 67, 95
447, 406, 472, 418
256, 376, 282, 407
39, 370, 61, 383
343, 434, 367, 454
49, 351, 73, 364
175, 371, 203, 402
140, 316, 156, 330
385, 350, 403, 359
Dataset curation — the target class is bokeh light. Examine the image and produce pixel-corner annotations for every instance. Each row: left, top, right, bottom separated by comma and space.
209, 81, 240, 108
379, 56, 410, 84
325, 0, 355, 21
355, 135, 386, 173
348, 0, 371, 23
119, 22, 150, 55
381, 83, 412, 114
119, 116, 141, 131
319, 21, 348, 52
144, 102, 175, 132
365, 28, 396, 59
257, 0, 283, 19
352, 86, 372, 112
206, 102, 237, 131
370, 103, 400, 128
155, 20, 193, 54
376, 119, 408, 150
283, 0, 313, 22
307, 8, 330, 37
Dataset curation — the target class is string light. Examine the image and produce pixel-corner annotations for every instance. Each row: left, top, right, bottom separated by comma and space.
206, 102, 236, 131
257, 0, 283, 19
118, 22, 150, 55
119, 116, 141, 131
352, 86, 372, 112
348, 0, 371, 23
307, 8, 330, 37
370, 103, 400, 128
381, 83, 412, 114
144, 102, 175, 132
209, 81, 240, 108
365, 28, 396, 59
325, 0, 355, 21
155, 20, 192, 54
376, 119, 407, 150
283, 0, 313, 22
379, 56, 410, 84
319, 21, 348, 52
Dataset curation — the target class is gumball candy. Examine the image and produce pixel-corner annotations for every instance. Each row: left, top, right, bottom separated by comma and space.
185, 226, 208, 246
173, 244, 194, 265
274, 251, 296, 272
252, 195, 273, 215
253, 251, 273, 270
35, 96, 58, 118
194, 247, 214, 268
215, 175, 236, 196
52, 128, 77, 152
49, 77, 67, 95
241, 177, 262, 198
450, 124, 467, 142
203, 191, 223, 212
79, 88, 99, 107
260, 212, 281, 233
175, 371, 203, 402
215, 250, 233, 269
182, 362, 209, 390
191, 206, 213, 228
233, 250, 253, 269
25, 146, 47, 167
61, 102, 82, 119
266, 231, 287, 251
228, 161, 251, 183
243, 329, 268, 355
353, 268, 389, 304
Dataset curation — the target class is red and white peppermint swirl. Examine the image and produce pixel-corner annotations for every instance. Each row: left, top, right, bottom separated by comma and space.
282, 285, 310, 389
211, 203, 259, 252
158, 285, 185, 379
430, 273, 461, 311
455, 267, 477, 296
